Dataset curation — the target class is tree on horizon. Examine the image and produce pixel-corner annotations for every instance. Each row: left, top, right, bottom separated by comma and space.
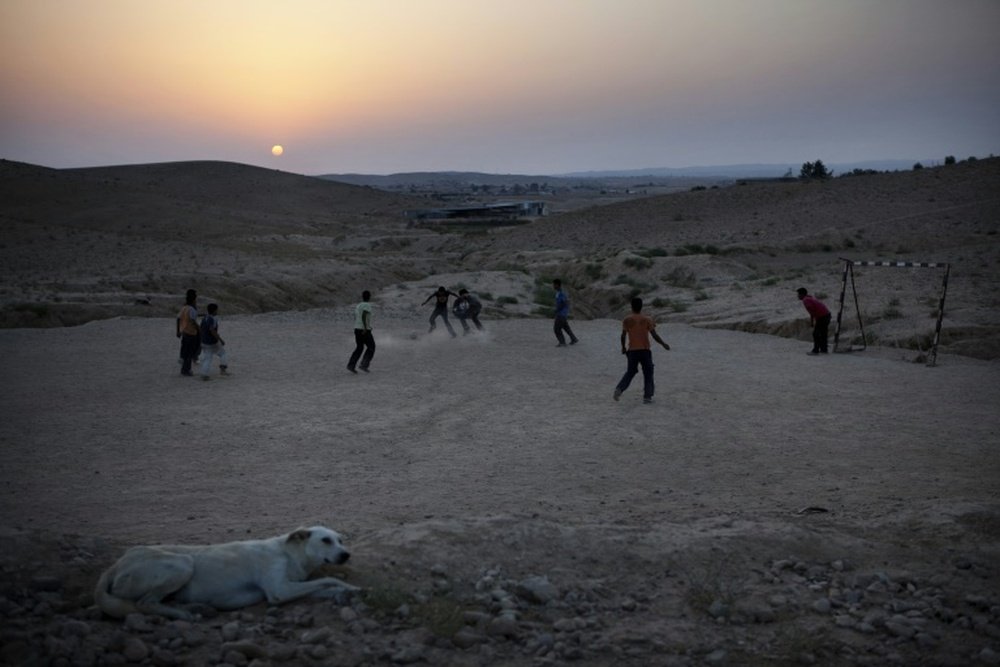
800, 160, 832, 180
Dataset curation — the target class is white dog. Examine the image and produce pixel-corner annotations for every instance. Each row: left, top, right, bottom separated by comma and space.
94, 526, 359, 620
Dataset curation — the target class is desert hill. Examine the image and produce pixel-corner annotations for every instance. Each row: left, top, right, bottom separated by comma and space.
489, 158, 1000, 255
0, 159, 435, 325
2, 157, 999, 358
2, 160, 415, 234
467, 159, 1000, 358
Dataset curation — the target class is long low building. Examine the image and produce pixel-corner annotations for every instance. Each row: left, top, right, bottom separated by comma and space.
405, 201, 547, 221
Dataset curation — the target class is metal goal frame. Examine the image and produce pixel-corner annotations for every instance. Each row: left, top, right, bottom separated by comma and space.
832, 259, 951, 366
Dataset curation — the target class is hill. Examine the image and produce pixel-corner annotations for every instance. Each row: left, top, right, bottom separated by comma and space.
554, 158, 924, 179
2, 157, 999, 358
318, 170, 724, 201
0, 159, 432, 325
466, 158, 1000, 359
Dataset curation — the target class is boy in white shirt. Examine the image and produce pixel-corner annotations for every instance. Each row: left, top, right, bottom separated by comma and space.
347, 290, 375, 373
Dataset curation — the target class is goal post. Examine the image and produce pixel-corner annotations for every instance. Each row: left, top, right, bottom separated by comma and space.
832, 258, 951, 366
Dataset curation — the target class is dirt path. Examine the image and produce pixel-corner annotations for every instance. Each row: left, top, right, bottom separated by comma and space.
2, 312, 996, 540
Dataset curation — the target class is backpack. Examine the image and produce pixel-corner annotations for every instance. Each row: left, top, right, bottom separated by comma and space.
200, 315, 218, 345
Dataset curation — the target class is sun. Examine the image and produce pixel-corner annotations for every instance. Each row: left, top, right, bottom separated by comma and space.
271, 145, 284, 157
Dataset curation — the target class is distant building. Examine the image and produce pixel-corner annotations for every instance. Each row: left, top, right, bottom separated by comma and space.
405, 201, 547, 222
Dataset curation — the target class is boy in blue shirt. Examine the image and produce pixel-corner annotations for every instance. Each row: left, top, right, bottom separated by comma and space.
552, 279, 579, 346
199, 303, 228, 380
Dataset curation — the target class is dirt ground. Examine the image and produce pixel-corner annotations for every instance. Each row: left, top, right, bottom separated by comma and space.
1, 309, 998, 665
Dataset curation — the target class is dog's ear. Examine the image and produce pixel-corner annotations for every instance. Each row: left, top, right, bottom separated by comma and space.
287, 529, 312, 543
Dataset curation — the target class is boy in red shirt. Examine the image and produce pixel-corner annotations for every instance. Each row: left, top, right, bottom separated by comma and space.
797, 287, 831, 354
614, 297, 671, 404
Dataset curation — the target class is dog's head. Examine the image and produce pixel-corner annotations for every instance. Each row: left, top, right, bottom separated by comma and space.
287, 526, 351, 568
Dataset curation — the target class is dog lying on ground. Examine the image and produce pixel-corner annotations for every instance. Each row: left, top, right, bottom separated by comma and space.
94, 526, 359, 620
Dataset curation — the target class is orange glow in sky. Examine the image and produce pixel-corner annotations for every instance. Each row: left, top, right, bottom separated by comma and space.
1, 0, 998, 174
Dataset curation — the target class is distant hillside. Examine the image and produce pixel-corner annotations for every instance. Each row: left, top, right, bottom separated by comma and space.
2, 159, 422, 234
0, 159, 433, 326
486, 157, 1000, 255
320, 170, 552, 188
321, 159, 940, 186
318, 170, 722, 193
463, 157, 1000, 358
555, 159, 935, 179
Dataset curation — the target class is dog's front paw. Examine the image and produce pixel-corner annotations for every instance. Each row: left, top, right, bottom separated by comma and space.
330, 587, 359, 606
313, 585, 360, 605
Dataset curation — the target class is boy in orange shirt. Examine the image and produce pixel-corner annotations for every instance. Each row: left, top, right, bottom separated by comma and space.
614, 297, 670, 404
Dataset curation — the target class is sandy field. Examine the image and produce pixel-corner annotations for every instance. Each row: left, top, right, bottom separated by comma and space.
1, 302, 998, 665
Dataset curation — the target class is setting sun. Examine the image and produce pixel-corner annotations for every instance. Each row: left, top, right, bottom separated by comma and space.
271, 145, 284, 157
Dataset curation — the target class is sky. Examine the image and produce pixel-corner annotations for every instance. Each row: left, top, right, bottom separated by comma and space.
2, 0, 999, 176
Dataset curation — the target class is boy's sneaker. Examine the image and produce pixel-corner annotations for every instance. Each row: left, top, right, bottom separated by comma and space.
643, 397, 653, 404
220, 366, 229, 375
613, 388, 622, 401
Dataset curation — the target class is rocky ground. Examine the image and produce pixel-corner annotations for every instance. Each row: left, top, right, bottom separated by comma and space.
2, 510, 999, 666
